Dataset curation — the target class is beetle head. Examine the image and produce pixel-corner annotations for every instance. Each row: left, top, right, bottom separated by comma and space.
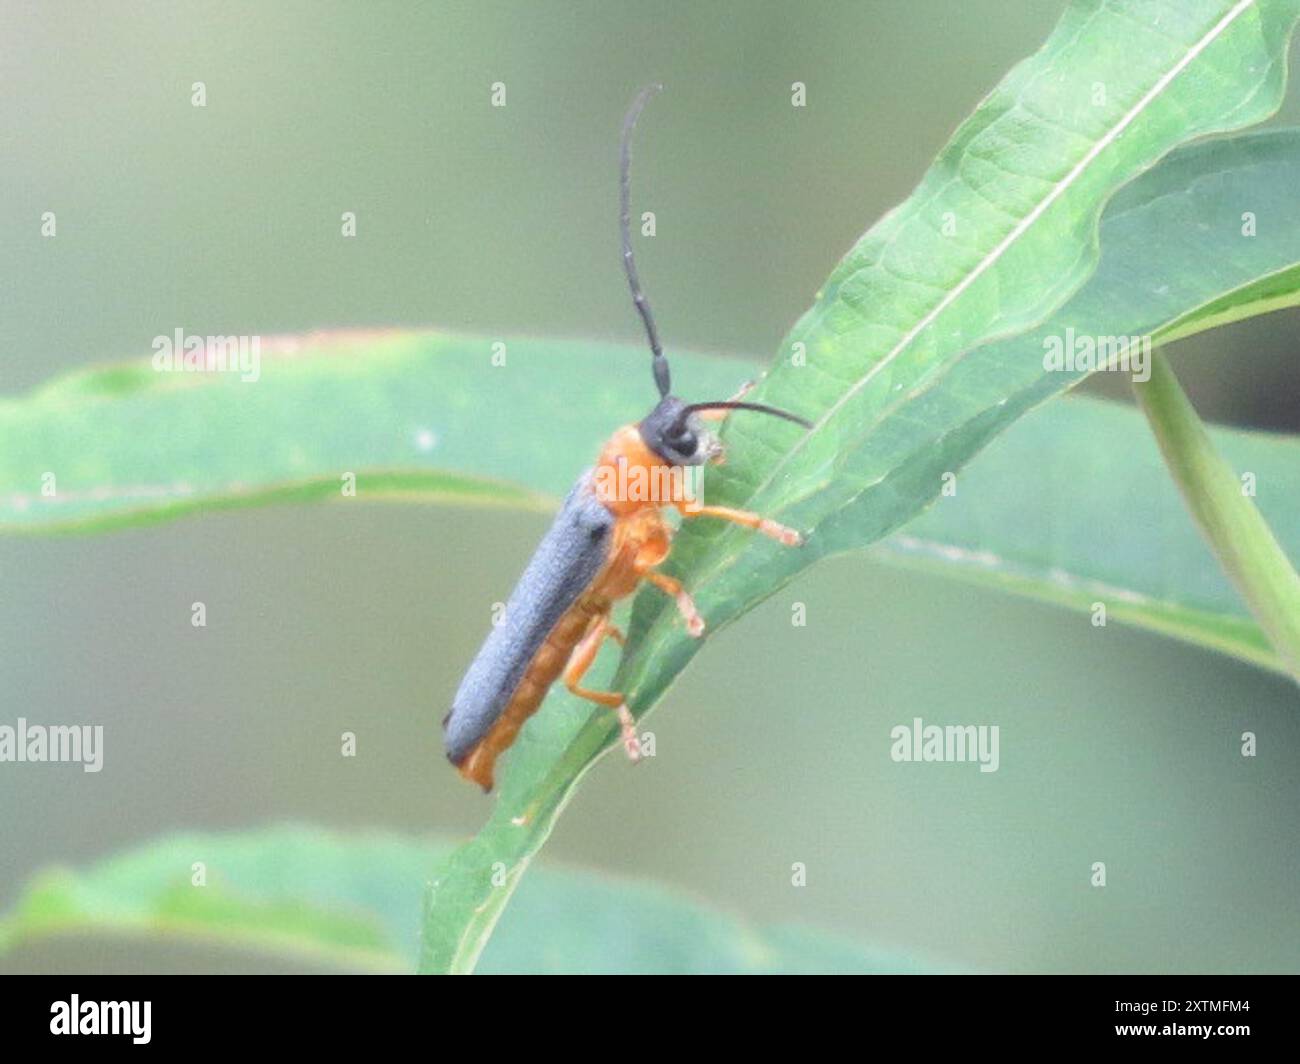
639, 395, 719, 467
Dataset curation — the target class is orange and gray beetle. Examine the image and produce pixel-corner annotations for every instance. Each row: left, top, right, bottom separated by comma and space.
444, 85, 810, 791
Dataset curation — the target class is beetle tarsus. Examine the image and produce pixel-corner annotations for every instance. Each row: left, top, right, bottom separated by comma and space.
682, 600, 705, 637
762, 520, 802, 547
617, 703, 642, 762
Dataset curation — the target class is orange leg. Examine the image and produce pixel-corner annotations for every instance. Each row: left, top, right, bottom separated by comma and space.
680, 503, 803, 546
642, 570, 705, 637
563, 615, 640, 762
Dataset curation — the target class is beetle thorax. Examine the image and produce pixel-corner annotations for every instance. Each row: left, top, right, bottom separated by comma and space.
592, 425, 701, 516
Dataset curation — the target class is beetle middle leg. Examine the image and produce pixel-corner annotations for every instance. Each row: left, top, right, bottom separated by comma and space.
642, 569, 705, 637
563, 614, 640, 761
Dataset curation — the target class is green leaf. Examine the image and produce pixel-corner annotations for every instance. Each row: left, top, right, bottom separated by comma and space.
422, 6, 1300, 972
0, 826, 934, 974
864, 128, 1300, 678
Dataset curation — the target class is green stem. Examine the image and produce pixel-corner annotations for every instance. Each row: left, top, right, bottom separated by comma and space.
1133, 349, 1300, 683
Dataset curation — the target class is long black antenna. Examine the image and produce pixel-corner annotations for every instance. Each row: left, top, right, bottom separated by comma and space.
621, 83, 670, 398
684, 400, 812, 430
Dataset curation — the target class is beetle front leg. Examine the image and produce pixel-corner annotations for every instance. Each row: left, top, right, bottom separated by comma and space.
563, 615, 640, 761
679, 503, 803, 546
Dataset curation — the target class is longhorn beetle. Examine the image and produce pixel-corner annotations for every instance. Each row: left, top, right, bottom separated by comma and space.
444, 85, 811, 791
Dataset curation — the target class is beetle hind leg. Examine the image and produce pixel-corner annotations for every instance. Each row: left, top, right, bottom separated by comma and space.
563, 615, 641, 762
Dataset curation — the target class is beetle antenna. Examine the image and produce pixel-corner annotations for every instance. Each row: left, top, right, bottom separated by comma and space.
621, 83, 670, 398
683, 400, 812, 429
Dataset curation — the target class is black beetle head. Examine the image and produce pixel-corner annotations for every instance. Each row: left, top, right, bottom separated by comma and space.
639, 395, 716, 467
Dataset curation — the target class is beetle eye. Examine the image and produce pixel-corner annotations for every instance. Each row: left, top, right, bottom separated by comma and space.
668, 425, 697, 455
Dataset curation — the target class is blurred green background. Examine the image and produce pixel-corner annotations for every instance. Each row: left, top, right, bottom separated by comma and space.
2, 0, 1299, 972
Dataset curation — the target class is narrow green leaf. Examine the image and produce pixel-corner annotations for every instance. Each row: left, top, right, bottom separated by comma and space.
0, 331, 742, 534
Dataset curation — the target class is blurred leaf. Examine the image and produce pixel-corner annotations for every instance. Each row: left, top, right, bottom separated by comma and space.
487, 870, 948, 975
0, 330, 743, 534
0, 826, 934, 974
0, 826, 426, 972
422, 7, 1300, 972
888, 393, 1300, 674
